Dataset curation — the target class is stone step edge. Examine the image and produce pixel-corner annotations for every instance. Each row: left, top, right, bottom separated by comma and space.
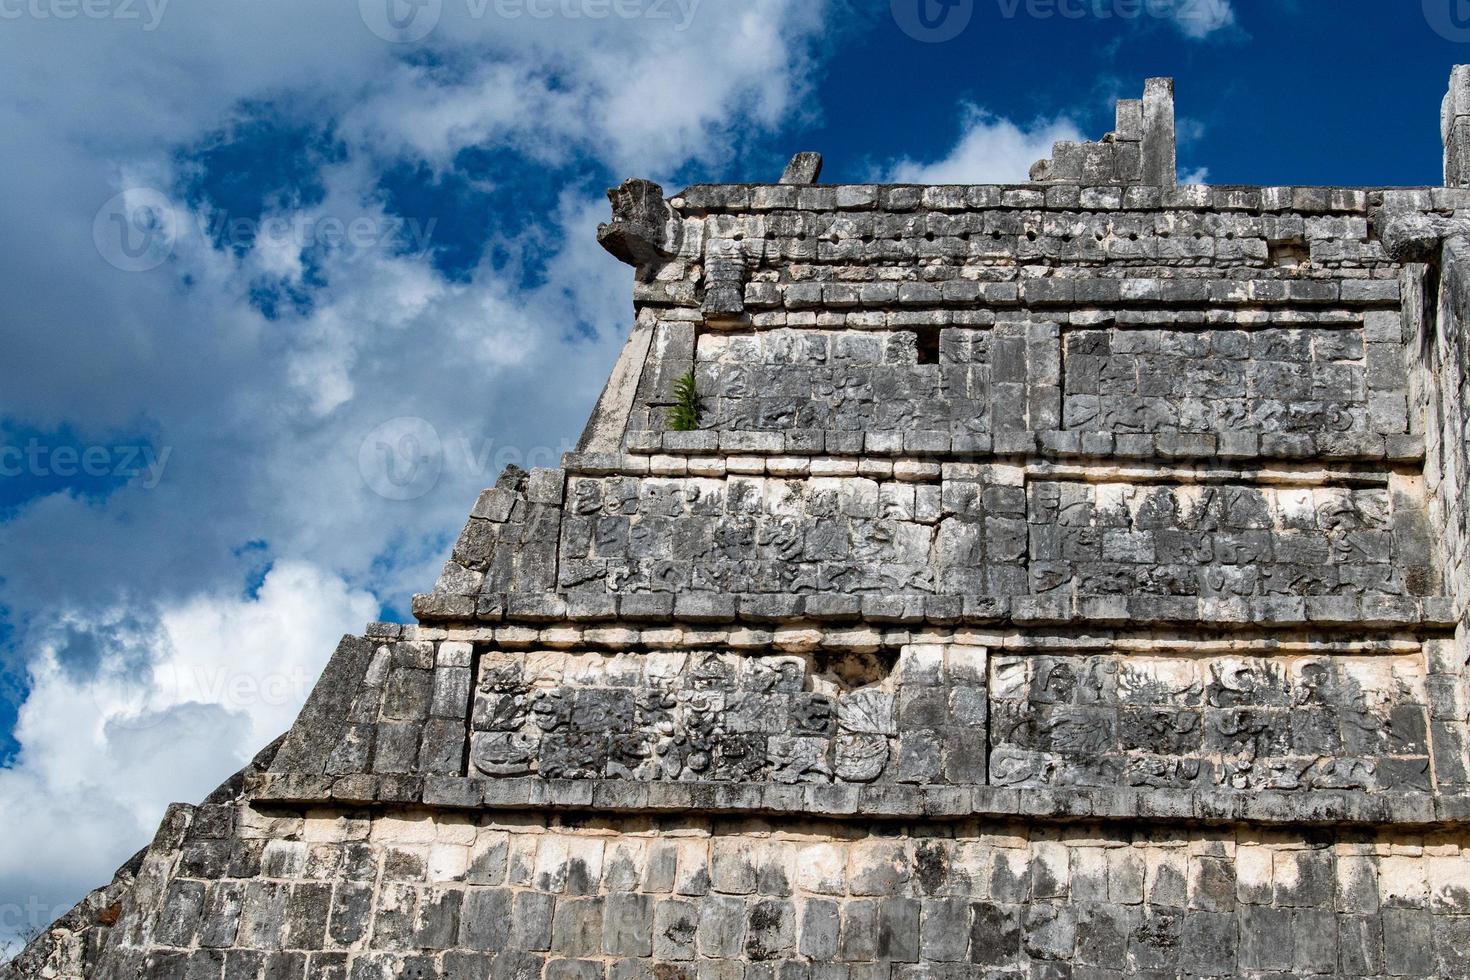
403, 593, 1456, 633
730, 305, 1403, 323
745, 282, 1402, 309
245, 772, 1470, 829
672, 182, 1462, 216
612, 433, 1426, 466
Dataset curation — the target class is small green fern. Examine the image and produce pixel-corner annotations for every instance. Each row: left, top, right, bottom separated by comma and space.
666, 371, 701, 431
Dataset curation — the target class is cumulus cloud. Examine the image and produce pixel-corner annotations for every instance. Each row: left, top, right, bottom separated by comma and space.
0, 563, 378, 942
341, 2, 828, 174
884, 105, 1084, 184
1166, 0, 1236, 39
0, 0, 835, 945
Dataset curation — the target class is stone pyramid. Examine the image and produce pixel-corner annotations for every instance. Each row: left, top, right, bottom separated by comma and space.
12, 74, 1470, 979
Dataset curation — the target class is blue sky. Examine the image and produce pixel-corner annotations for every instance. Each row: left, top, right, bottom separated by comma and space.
806, 1, 1461, 188
0, 0, 1463, 952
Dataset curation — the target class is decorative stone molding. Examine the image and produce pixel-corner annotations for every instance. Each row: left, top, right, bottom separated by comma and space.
701, 236, 749, 322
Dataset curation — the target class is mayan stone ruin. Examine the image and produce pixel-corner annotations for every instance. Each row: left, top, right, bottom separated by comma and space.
18, 71, 1470, 978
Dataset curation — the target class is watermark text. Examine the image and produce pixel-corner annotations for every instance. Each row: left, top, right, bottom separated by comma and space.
0, 439, 171, 490
0, 0, 168, 30
359, 0, 700, 43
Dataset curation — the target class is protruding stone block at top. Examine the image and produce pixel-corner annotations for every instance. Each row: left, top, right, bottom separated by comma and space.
1031, 76, 1177, 187
596, 177, 676, 270
1444, 65, 1470, 187
779, 151, 824, 185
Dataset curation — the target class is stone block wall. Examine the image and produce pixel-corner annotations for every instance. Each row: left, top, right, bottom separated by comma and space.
42, 799, 1470, 979
687, 315, 1407, 445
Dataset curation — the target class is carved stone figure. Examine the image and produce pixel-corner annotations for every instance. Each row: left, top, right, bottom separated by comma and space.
470, 732, 539, 777
834, 733, 889, 783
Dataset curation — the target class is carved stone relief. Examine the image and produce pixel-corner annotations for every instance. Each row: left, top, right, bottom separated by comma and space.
467, 646, 985, 786
989, 653, 1433, 793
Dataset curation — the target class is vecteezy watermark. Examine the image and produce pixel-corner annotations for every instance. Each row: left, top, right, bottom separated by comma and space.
358, 0, 701, 43
160, 662, 318, 711
0, 0, 168, 30
0, 439, 171, 489
94, 661, 319, 734
997, 0, 1232, 30
358, 416, 575, 501
890, 0, 974, 43
1426, 0, 1470, 42
358, 0, 442, 42
201, 211, 437, 261
894, 0, 1233, 41
1, 898, 73, 940
359, 417, 444, 501
93, 188, 438, 273
92, 188, 178, 273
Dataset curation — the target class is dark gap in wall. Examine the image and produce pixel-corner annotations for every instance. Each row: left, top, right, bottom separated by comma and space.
1268, 237, 1310, 268
1420, 263, 1441, 368
809, 648, 899, 691
913, 326, 940, 365
461, 644, 484, 777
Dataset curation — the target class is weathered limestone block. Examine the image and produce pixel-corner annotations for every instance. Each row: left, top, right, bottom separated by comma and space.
1446, 65, 1470, 188
1376, 208, 1470, 262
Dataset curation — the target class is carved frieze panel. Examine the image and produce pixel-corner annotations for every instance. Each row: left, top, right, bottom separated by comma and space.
557, 474, 983, 595
682, 317, 1410, 449
989, 653, 1433, 794
466, 645, 986, 786
557, 472, 1437, 601
1027, 479, 1437, 600
1062, 324, 1394, 437
693, 326, 1005, 435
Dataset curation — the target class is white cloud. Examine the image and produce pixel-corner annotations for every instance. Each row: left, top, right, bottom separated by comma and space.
341, 1, 828, 175
0, 0, 835, 946
1167, 0, 1235, 39
0, 563, 377, 944
885, 104, 1084, 184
